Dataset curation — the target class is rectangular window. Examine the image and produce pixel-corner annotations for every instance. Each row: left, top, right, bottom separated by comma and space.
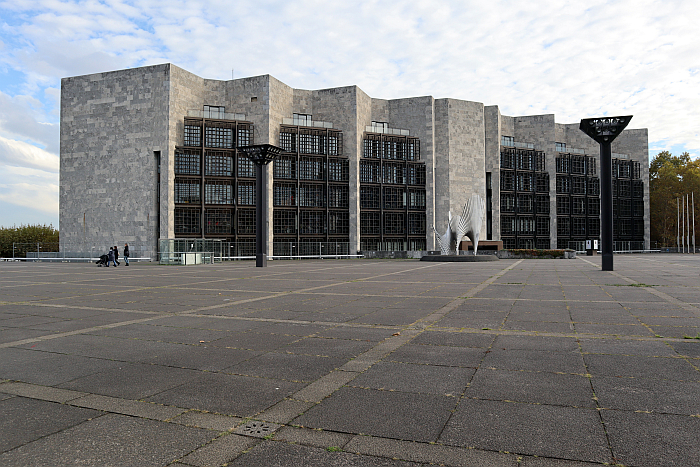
572, 197, 586, 215
273, 183, 296, 207
273, 210, 297, 234
501, 193, 515, 213
299, 156, 324, 180
588, 198, 600, 216
501, 136, 514, 147
203, 105, 225, 119
536, 217, 550, 236
588, 178, 600, 196
175, 180, 200, 204
280, 131, 296, 152
360, 160, 381, 183
328, 211, 349, 235
501, 215, 515, 235
237, 209, 255, 235
408, 189, 426, 210
205, 151, 233, 176
184, 124, 201, 147
175, 149, 201, 175
205, 124, 233, 148
556, 175, 571, 194
500, 150, 515, 169
274, 155, 296, 179
299, 211, 326, 234
572, 177, 586, 195
298, 184, 326, 207
361, 186, 380, 209
517, 172, 534, 192
361, 212, 380, 235
383, 212, 406, 235
329, 185, 348, 208
516, 193, 533, 213
557, 196, 570, 215
572, 217, 587, 237
205, 209, 232, 234
237, 126, 252, 147
588, 218, 600, 237
556, 156, 571, 174
408, 212, 426, 235
500, 171, 515, 191
556, 142, 566, 152
407, 164, 426, 185
328, 159, 349, 182
536, 194, 550, 214
237, 181, 256, 205
557, 217, 570, 237
383, 186, 406, 209
536, 173, 549, 193
237, 156, 255, 178
175, 207, 201, 234
205, 181, 233, 205
383, 162, 406, 184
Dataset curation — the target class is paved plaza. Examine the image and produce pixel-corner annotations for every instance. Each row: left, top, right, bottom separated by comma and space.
1, 255, 699, 466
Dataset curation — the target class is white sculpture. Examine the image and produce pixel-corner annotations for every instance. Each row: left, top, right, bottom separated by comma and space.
433, 194, 485, 255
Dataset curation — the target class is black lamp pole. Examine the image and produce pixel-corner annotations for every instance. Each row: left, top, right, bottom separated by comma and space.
579, 116, 632, 271
238, 144, 283, 267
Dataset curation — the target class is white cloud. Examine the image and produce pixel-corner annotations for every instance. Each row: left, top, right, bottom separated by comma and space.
1, 0, 699, 227
0, 134, 58, 172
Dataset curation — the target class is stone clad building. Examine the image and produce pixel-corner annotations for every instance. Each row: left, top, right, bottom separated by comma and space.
59, 63, 649, 259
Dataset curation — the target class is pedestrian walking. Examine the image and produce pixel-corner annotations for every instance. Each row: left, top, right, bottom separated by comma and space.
124, 243, 130, 266
107, 247, 117, 267
114, 246, 120, 266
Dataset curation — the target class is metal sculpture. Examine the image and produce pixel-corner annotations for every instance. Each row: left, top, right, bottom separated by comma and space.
434, 194, 485, 255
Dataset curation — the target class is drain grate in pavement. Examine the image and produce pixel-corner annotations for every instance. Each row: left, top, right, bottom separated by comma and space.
236, 420, 281, 438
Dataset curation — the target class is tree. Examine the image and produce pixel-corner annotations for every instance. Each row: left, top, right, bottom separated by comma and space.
649, 151, 700, 247
0, 224, 59, 258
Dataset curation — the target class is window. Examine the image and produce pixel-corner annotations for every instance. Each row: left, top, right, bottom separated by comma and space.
328, 211, 349, 235
273, 210, 297, 234
409, 212, 426, 235
572, 197, 586, 215
556, 142, 566, 152
203, 105, 225, 119
237, 209, 255, 234
175, 150, 201, 175
274, 155, 296, 179
238, 156, 255, 178
536, 173, 549, 192
175, 207, 201, 234
237, 181, 256, 205
360, 160, 381, 183
383, 162, 406, 184
536, 217, 549, 236
329, 185, 348, 208
501, 215, 515, 235
238, 126, 252, 147
588, 198, 600, 216
328, 159, 349, 182
175, 180, 200, 204
205, 181, 233, 204
501, 193, 515, 213
205, 124, 233, 148
516, 193, 533, 213
383, 186, 406, 209
299, 156, 324, 180
298, 184, 325, 207
293, 113, 312, 126
557, 196, 570, 215
280, 131, 296, 152
384, 212, 405, 235
536, 194, 550, 214
205, 209, 232, 234
361, 212, 380, 235
408, 189, 426, 210
361, 186, 380, 209
184, 124, 201, 147
501, 171, 515, 191
205, 151, 233, 176
557, 217, 570, 236
274, 183, 296, 207
517, 172, 534, 192
556, 175, 571, 194
501, 150, 515, 169
501, 135, 514, 147
572, 217, 587, 237
300, 211, 326, 234
407, 164, 426, 185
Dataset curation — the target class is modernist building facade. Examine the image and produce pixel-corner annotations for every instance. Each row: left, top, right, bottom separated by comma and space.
59, 64, 650, 259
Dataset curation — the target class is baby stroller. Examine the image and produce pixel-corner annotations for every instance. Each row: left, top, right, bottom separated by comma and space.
96, 254, 108, 267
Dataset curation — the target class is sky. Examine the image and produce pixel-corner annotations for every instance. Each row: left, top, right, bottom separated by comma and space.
0, 0, 698, 228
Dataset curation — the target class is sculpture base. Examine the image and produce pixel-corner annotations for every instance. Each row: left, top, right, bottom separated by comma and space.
420, 255, 499, 262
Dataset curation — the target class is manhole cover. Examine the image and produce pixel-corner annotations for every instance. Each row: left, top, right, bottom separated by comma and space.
237, 421, 280, 438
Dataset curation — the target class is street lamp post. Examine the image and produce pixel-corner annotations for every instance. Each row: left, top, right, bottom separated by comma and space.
238, 144, 283, 267
580, 116, 632, 271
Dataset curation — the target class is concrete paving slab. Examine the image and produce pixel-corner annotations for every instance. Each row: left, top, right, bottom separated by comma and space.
412, 330, 495, 348
170, 410, 244, 431
145, 372, 304, 417
583, 353, 700, 380
293, 386, 456, 443
70, 393, 187, 420
225, 352, 347, 382
350, 361, 474, 396
466, 368, 596, 407
0, 413, 215, 467
578, 337, 678, 356
439, 399, 611, 463
179, 433, 258, 466
482, 348, 587, 374
0, 396, 99, 452
208, 330, 302, 351
387, 343, 487, 368
601, 410, 700, 466
228, 438, 421, 466
257, 398, 316, 424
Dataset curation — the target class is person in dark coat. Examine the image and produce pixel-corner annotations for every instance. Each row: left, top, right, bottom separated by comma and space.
107, 247, 117, 267
114, 246, 120, 266
124, 243, 130, 266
